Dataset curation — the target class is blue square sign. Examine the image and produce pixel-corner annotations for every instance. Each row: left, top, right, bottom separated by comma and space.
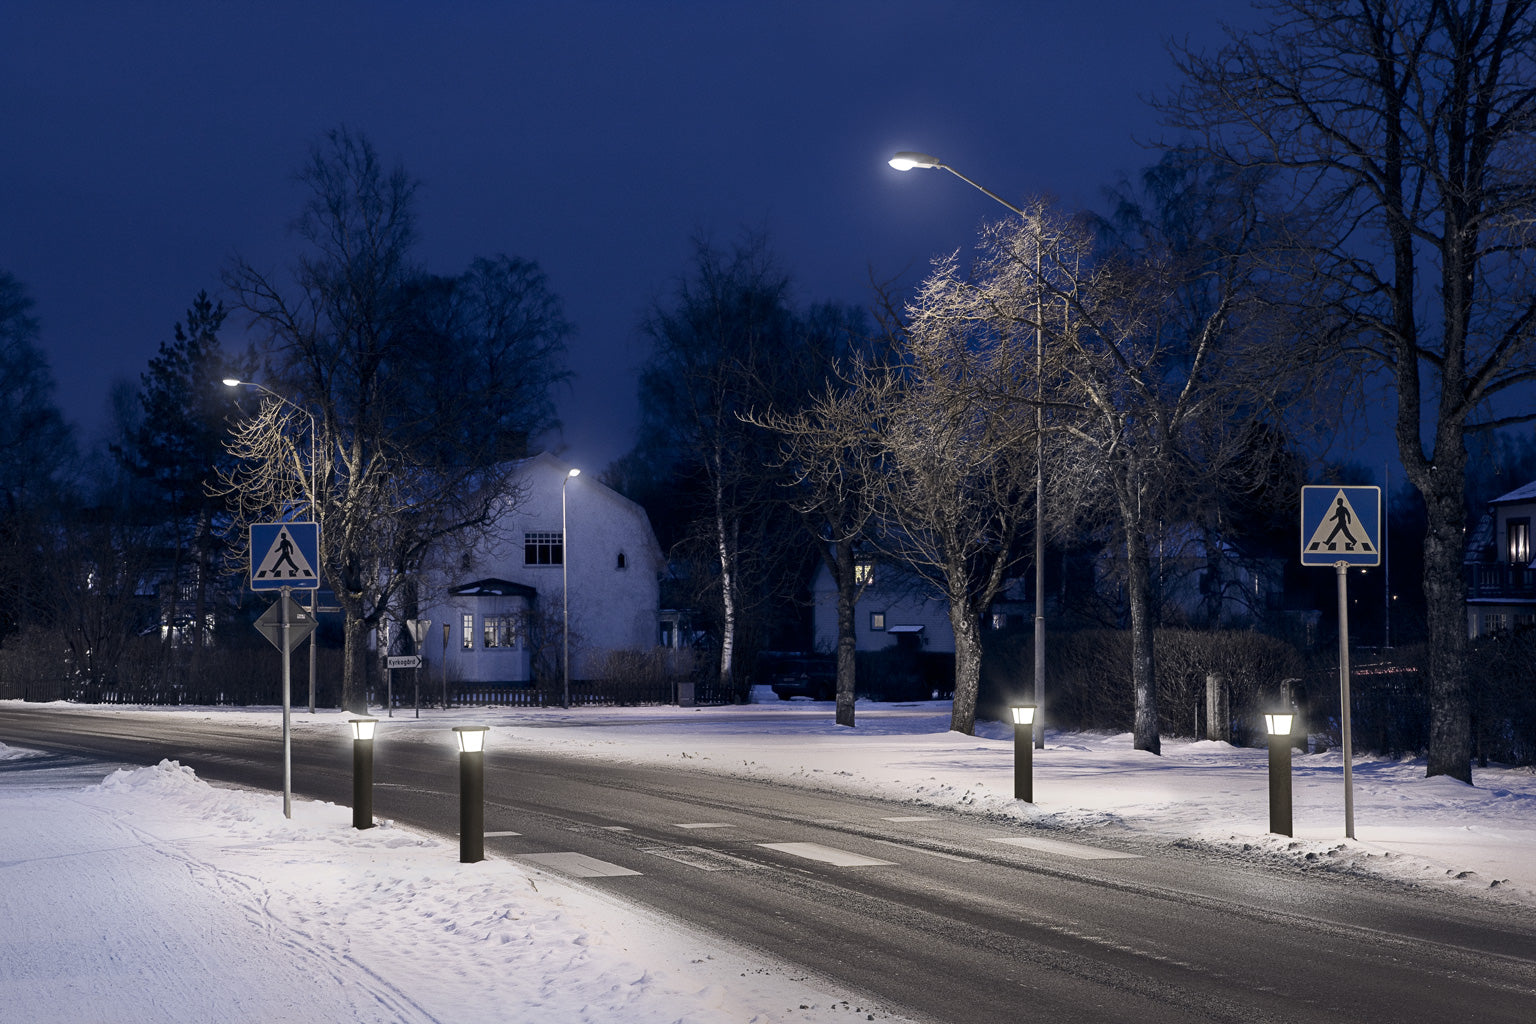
250, 521, 321, 590
1300, 486, 1381, 566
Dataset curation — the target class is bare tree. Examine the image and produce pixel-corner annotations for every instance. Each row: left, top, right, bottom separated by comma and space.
1165, 0, 1536, 782
222, 128, 570, 712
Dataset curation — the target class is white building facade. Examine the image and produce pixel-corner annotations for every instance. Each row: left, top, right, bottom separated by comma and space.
415, 453, 664, 684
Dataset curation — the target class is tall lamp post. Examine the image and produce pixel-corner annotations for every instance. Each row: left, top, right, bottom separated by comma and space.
224, 377, 322, 713
562, 467, 581, 709
890, 151, 1047, 749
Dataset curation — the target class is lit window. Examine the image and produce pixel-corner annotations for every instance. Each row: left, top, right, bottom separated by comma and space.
1508, 518, 1530, 564
462, 613, 474, 650
483, 614, 519, 648
870, 611, 885, 631
524, 531, 564, 565
854, 559, 875, 586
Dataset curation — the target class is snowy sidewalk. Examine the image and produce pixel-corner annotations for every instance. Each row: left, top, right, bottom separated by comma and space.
0, 748, 912, 1024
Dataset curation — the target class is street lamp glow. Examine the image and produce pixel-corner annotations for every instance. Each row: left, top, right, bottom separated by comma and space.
1264, 712, 1294, 737
453, 724, 489, 753
221, 377, 242, 387
1010, 704, 1037, 727
889, 151, 943, 171
350, 717, 378, 741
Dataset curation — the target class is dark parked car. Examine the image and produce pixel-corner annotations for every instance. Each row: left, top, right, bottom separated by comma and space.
766, 655, 837, 701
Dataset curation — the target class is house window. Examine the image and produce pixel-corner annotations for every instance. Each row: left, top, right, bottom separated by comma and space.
870, 611, 885, 631
1509, 518, 1531, 564
855, 558, 875, 586
616, 551, 627, 570
483, 613, 520, 648
462, 613, 474, 650
991, 612, 1008, 630
524, 531, 564, 565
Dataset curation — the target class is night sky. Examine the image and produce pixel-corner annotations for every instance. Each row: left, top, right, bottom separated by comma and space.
4, 1, 1259, 474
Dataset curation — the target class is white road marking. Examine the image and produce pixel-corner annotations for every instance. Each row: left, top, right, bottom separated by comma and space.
989, 837, 1142, 860
598, 826, 631, 831
483, 830, 521, 837
757, 842, 896, 867
519, 852, 642, 877
872, 839, 976, 863
882, 816, 936, 822
675, 822, 733, 829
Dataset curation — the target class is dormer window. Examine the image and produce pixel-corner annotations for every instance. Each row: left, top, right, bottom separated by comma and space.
1509, 517, 1530, 564
854, 558, 875, 586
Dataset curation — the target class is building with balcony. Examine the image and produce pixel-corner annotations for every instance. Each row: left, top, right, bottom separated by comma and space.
1465, 480, 1536, 638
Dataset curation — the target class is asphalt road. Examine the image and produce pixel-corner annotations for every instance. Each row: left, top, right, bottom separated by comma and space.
4, 705, 1535, 1023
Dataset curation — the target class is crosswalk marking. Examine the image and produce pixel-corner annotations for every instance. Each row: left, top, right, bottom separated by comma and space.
675, 822, 733, 830
882, 816, 937, 822
643, 845, 760, 871
484, 830, 521, 838
989, 837, 1141, 860
519, 852, 642, 877
757, 842, 896, 867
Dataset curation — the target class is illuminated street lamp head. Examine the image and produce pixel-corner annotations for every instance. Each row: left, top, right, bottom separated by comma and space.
1264, 711, 1294, 737
889, 151, 943, 171
349, 717, 378, 742
567, 468, 581, 479
1010, 704, 1037, 727
453, 724, 490, 753
221, 377, 243, 387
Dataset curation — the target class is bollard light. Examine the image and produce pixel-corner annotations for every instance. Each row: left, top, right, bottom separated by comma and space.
1265, 709, 1294, 837
453, 725, 489, 862
349, 717, 378, 830
1010, 704, 1037, 803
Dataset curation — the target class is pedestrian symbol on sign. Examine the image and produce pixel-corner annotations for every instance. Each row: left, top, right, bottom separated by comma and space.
250, 522, 321, 590
1300, 486, 1380, 567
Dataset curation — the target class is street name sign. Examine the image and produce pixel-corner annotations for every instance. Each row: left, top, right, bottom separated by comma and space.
387, 655, 422, 669
250, 521, 321, 590
1300, 486, 1381, 567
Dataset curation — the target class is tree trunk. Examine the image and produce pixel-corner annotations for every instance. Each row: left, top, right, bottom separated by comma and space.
1126, 528, 1161, 755
716, 500, 738, 699
341, 609, 369, 714
948, 606, 982, 735
1420, 474, 1472, 782
833, 538, 857, 728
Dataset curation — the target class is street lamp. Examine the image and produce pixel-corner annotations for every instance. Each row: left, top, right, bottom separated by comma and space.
224, 377, 323, 715
562, 467, 580, 709
891, 151, 1047, 750
1264, 709, 1294, 837
453, 725, 489, 863
1011, 704, 1037, 803
349, 717, 377, 830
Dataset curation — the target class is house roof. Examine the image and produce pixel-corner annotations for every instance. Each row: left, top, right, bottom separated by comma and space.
1491, 481, 1536, 505
449, 578, 537, 599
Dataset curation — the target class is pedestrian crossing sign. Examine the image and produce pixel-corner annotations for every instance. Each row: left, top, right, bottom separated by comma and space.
1300, 486, 1381, 566
250, 521, 321, 590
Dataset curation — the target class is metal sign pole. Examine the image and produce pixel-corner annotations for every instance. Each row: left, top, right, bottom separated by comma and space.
1337, 563, 1355, 839
281, 586, 293, 820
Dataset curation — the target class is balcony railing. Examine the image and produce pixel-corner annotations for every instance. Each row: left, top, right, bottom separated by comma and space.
1465, 562, 1536, 599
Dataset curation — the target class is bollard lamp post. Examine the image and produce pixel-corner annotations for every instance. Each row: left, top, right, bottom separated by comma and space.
1011, 704, 1037, 803
1265, 709, 1294, 837
349, 717, 378, 830
453, 725, 489, 863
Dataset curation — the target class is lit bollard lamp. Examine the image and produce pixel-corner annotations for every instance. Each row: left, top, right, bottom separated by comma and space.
350, 717, 378, 830
1265, 709, 1294, 837
453, 725, 490, 863
1011, 704, 1037, 803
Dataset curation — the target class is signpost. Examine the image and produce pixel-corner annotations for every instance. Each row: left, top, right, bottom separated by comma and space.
251, 521, 322, 819
406, 619, 430, 718
1300, 486, 1381, 840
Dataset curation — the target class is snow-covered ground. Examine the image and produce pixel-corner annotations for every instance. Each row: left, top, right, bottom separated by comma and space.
4, 691, 1534, 1023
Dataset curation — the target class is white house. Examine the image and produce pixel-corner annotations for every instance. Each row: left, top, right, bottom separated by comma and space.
1466, 480, 1536, 638
415, 453, 664, 683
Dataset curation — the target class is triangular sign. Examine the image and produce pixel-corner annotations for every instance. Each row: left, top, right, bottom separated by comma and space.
1305, 489, 1376, 555
254, 526, 317, 582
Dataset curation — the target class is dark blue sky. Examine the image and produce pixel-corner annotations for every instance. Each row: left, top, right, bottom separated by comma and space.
4, 1, 1263, 473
